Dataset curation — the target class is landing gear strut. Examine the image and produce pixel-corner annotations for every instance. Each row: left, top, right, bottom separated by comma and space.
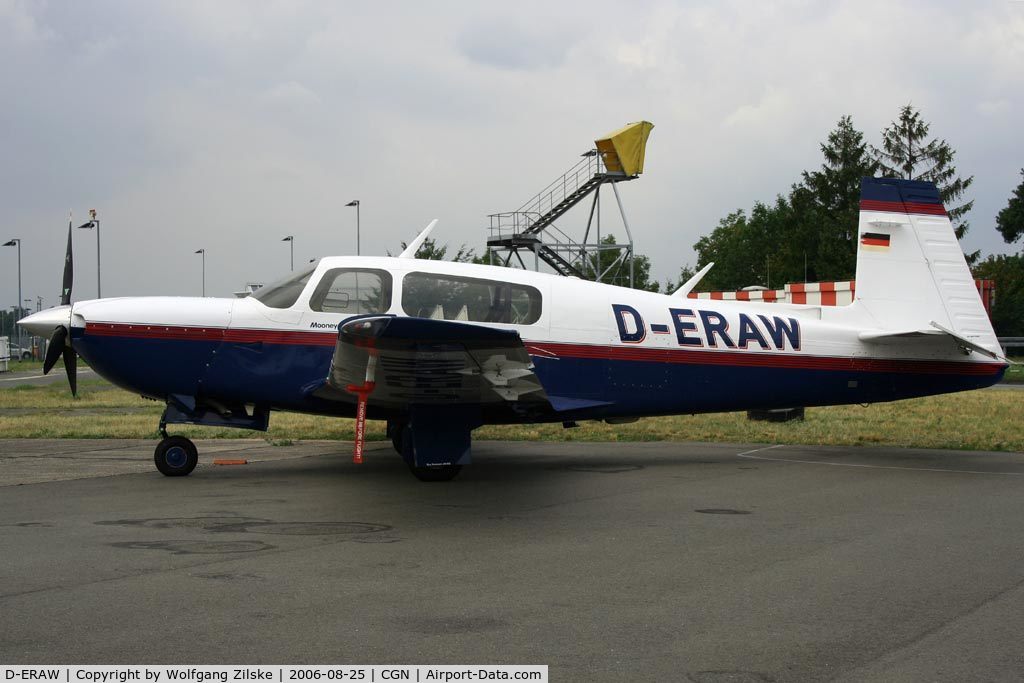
387, 417, 468, 482
154, 435, 198, 476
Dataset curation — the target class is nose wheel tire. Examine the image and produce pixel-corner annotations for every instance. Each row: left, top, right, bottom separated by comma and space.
154, 436, 199, 476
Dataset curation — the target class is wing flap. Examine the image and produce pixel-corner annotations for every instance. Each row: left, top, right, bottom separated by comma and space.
317, 315, 550, 408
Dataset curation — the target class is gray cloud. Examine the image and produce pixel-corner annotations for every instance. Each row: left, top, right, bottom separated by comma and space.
456, 19, 574, 71
0, 0, 1022, 309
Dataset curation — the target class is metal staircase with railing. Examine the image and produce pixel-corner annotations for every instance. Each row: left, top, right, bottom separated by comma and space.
487, 151, 634, 279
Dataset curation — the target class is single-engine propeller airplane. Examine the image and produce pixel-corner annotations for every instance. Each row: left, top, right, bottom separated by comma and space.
19, 178, 1008, 481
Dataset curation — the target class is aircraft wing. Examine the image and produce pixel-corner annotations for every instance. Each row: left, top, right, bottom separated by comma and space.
313, 315, 549, 408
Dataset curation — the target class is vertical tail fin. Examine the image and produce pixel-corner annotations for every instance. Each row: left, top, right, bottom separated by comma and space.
854, 177, 1000, 356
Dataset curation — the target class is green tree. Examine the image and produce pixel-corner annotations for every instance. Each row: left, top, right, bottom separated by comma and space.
872, 104, 976, 261
693, 117, 880, 291
470, 248, 505, 266
693, 196, 798, 291
996, 169, 1024, 246
798, 115, 879, 281
389, 237, 477, 262
661, 264, 697, 294
578, 234, 660, 291
972, 254, 1024, 336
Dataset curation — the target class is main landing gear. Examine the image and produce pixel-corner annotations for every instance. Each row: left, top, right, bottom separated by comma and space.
388, 419, 463, 482
154, 435, 198, 477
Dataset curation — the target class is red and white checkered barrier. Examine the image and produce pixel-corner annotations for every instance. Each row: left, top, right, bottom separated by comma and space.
686, 288, 785, 302
688, 279, 994, 314
787, 281, 855, 306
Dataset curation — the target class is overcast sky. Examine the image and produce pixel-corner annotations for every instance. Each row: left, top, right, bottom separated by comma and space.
2, 0, 1022, 306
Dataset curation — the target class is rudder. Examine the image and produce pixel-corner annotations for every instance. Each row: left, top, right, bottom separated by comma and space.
853, 177, 1000, 356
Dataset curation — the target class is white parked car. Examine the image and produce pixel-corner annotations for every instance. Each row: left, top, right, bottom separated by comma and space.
9, 344, 34, 360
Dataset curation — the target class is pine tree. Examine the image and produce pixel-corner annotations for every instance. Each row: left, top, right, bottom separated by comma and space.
804, 116, 878, 217
872, 104, 976, 261
799, 115, 879, 280
996, 169, 1024, 245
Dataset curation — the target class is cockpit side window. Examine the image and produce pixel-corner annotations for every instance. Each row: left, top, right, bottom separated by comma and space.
250, 265, 317, 309
309, 268, 393, 315
401, 272, 542, 325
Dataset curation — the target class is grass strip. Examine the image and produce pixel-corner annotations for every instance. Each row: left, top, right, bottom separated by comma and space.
0, 384, 1020, 452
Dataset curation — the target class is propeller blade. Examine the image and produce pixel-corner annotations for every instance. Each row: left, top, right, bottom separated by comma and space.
43, 326, 68, 375
61, 220, 74, 306
63, 346, 77, 397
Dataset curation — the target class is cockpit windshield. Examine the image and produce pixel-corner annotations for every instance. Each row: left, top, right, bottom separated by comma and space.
249, 264, 317, 309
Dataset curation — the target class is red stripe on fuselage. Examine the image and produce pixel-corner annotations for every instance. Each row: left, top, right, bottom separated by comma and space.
528, 342, 1003, 376
84, 322, 337, 346
84, 322, 225, 341
83, 323, 1004, 377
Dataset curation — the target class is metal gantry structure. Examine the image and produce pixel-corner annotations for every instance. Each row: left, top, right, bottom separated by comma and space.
486, 122, 652, 288
486, 151, 638, 286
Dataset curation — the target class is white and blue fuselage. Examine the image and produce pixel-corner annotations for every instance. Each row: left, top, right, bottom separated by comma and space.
22, 255, 1004, 422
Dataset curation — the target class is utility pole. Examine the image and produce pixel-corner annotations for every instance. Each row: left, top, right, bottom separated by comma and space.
2, 238, 21, 347
195, 249, 206, 296
282, 236, 294, 271
346, 200, 361, 255
77, 209, 101, 298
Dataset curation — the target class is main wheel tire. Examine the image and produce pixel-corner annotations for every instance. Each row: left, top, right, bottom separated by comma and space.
21, 351, 31, 360
154, 436, 199, 476
408, 464, 462, 482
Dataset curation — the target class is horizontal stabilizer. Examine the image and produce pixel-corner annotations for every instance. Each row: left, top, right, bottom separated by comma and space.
859, 321, 1004, 361
858, 329, 943, 341
929, 321, 1004, 361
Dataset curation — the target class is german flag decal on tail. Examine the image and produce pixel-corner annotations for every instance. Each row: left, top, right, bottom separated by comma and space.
860, 232, 891, 251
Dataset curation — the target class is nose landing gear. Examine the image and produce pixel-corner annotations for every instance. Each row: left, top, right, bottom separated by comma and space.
154, 435, 198, 476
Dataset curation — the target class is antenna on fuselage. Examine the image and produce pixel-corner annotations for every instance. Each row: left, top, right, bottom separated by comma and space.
672, 262, 714, 298
398, 219, 439, 259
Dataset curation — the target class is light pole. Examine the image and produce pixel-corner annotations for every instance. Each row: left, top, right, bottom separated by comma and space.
76, 209, 100, 298
2, 238, 21, 347
23, 298, 32, 357
282, 235, 294, 271
195, 249, 206, 297
345, 200, 360, 255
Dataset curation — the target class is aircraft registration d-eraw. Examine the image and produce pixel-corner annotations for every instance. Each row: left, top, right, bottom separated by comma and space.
19, 178, 1008, 481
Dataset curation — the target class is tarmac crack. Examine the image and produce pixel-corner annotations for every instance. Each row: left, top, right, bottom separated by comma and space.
830, 573, 1024, 681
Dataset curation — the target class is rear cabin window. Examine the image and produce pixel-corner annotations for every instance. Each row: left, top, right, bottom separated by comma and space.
401, 272, 542, 325
250, 265, 316, 309
309, 268, 392, 315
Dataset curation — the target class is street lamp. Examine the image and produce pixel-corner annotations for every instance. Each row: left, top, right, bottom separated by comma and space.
2, 238, 21, 347
282, 235, 294, 271
195, 249, 206, 297
345, 200, 360, 255
76, 209, 100, 298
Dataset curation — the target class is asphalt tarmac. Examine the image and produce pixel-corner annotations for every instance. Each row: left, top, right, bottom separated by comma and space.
0, 367, 98, 387
2, 438, 1024, 681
